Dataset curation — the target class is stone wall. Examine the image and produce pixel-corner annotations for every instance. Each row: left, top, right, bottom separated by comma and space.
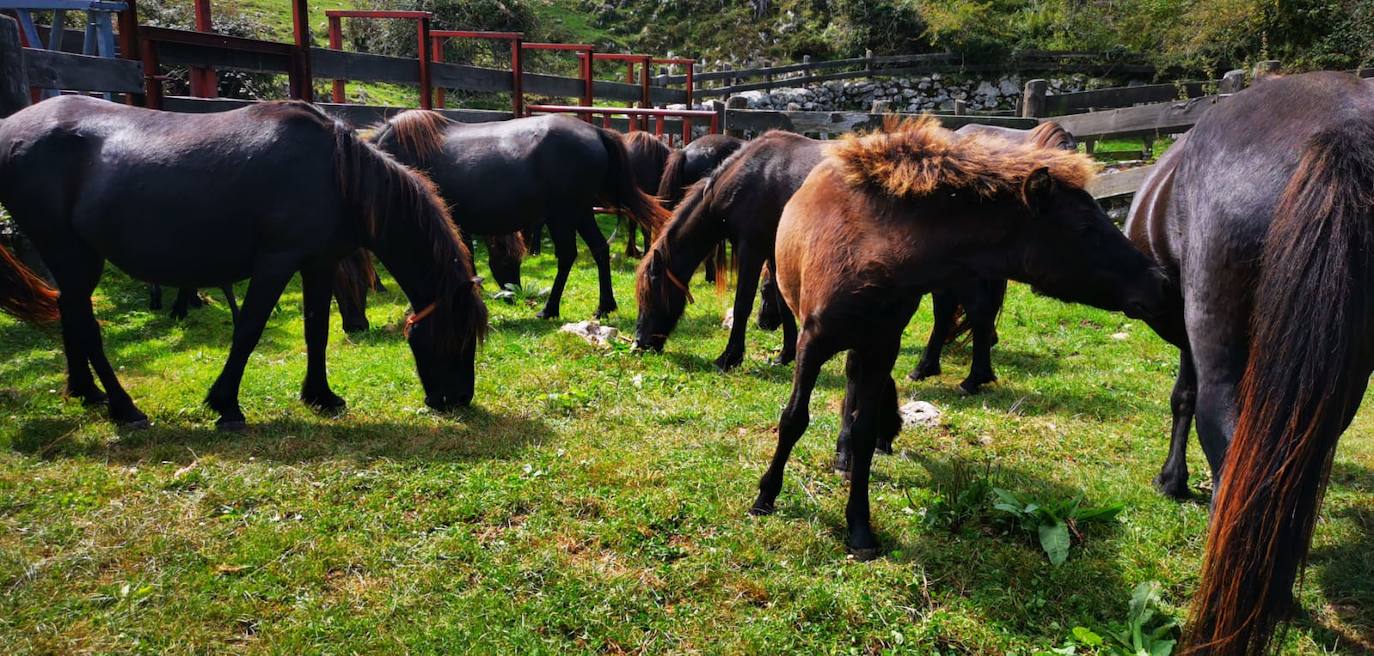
726, 73, 1142, 113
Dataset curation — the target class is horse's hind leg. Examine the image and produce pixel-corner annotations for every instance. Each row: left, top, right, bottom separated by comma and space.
205, 264, 294, 430
910, 290, 949, 381
715, 242, 765, 371
839, 338, 903, 559
536, 219, 578, 320
48, 247, 146, 425
148, 283, 163, 310
1154, 347, 1197, 499
574, 211, 617, 318
299, 265, 345, 413
751, 331, 834, 516
170, 288, 197, 320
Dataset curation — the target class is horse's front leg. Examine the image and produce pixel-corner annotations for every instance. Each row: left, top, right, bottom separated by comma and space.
910, 290, 950, 381
715, 243, 764, 371
752, 331, 831, 515
300, 265, 345, 413
959, 279, 1005, 394
205, 262, 295, 431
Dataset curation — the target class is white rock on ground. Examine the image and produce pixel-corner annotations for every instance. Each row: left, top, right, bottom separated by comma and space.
900, 400, 942, 428
559, 320, 619, 347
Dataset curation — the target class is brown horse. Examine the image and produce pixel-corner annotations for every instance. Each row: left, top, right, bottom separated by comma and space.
371, 111, 668, 319
634, 131, 822, 370
1125, 72, 1374, 655
751, 117, 1166, 558
620, 131, 672, 257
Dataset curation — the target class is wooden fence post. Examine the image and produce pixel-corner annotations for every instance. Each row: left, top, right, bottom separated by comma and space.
708, 98, 724, 134
725, 94, 747, 138
1219, 68, 1245, 94
1, 16, 29, 118
1253, 60, 1280, 81
953, 99, 967, 115
1021, 78, 1047, 118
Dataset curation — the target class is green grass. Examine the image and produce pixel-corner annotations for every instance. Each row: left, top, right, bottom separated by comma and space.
1, 216, 1371, 654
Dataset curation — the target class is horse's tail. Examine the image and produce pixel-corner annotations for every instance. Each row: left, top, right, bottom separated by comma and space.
332, 117, 488, 354
945, 305, 972, 345
596, 127, 670, 238
657, 147, 689, 208
0, 241, 59, 323
713, 239, 729, 294
1183, 115, 1374, 656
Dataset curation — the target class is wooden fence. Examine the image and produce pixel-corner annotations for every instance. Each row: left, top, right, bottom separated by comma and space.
658, 51, 1157, 97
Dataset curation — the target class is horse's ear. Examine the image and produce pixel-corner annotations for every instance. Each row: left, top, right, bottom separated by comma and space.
1021, 167, 1056, 210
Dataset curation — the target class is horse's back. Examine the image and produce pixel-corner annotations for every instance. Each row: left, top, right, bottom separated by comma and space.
0, 97, 345, 285
435, 115, 608, 228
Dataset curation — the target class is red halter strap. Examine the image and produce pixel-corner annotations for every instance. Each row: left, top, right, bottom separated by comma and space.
403, 303, 437, 337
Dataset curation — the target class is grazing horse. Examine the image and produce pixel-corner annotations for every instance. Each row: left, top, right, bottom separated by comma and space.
752, 117, 1166, 559
370, 111, 668, 319
0, 96, 487, 428
656, 134, 746, 283
1125, 72, 1374, 656
620, 131, 672, 257
635, 132, 822, 370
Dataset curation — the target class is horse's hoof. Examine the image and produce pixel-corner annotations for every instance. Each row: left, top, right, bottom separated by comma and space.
1153, 474, 1192, 501
77, 391, 108, 407
713, 353, 743, 372
876, 441, 894, 455
834, 452, 852, 474
303, 394, 347, 414
535, 309, 559, 320
169, 309, 188, 321
216, 420, 249, 433
342, 322, 370, 335
748, 500, 775, 516
118, 417, 151, 430
770, 353, 795, 367
847, 545, 882, 562
909, 365, 939, 381
594, 305, 618, 319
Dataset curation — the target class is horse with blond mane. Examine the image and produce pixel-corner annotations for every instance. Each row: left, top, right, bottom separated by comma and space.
751, 116, 1166, 558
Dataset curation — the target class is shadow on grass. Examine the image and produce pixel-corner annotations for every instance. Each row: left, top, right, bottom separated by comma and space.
10, 404, 551, 466
769, 450, 1134, 638
1307, 461, 1374, 651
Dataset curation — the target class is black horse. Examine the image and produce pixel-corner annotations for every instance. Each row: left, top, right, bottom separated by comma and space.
656, 133, 744, 284
1127, 72, 1374, 655
370, 111, 668, 319
635, 131, 822, 370
0, 96, 487, 429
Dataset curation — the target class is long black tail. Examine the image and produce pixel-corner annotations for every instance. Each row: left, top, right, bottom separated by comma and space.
1183, 116, 1374, 655
596, 127, 670, 238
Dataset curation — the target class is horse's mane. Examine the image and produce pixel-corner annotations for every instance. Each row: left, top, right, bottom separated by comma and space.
331, 108, 487, 352
829, 115, 1096, 201
1029, 121, 1076, 151
373, 110, 452, 160
623, 130, 669, 152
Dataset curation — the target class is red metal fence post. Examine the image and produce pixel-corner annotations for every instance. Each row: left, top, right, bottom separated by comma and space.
290, 0, 312, 101
139, 36, 162, 110
328, 14, 343, 102
510, 36, 522, 116
431, 35, 444, 108
189, 0, 217, 97
117, 0, 142, 105
416, 15, 432, 109
581, 46, 593, 110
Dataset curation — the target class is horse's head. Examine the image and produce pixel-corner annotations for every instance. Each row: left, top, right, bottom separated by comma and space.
1013, 168, 1168, 321
403, 299, 481, 411
634, 248, 691, 352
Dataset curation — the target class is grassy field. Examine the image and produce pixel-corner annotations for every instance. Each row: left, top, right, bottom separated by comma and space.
1, 217, 1371, 654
